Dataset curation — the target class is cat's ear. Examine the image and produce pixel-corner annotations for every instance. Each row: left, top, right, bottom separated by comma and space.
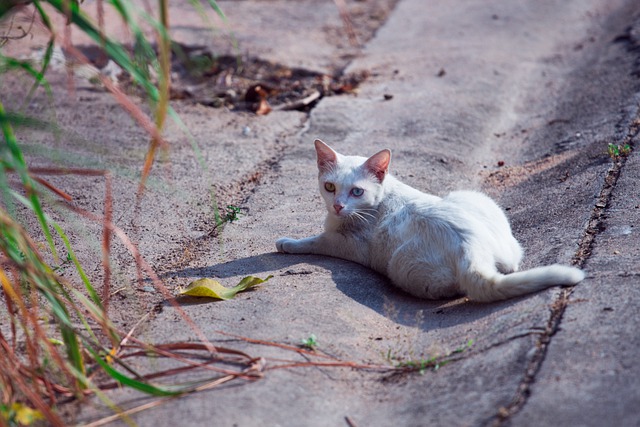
314, 139, 338, 173
364, 149, 391, 182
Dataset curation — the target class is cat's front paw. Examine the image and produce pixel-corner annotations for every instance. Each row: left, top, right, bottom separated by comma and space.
276, 237, 298, 253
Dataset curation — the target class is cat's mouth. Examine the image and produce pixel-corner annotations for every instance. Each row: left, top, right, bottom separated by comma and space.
327, 206, 349, 218
331, 208, 373, 224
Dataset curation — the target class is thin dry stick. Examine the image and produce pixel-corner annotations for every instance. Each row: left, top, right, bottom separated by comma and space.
132, 341, 252, 359
62, 5, 76, 97
96, 0, 106, 65
115, 342, 255, 379
137, 0, 171, 197
265, 360, 393, 372
214, 330, 338, 360
31, 176, 73, 201
132, 1, 176, 294
113, 312, 150, 357
213, 330, 403, 372
4, 166, 76, 201
101, 171, 112, 314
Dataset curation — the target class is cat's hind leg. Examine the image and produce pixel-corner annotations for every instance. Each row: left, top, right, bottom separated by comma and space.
492, 232, 523, 274
385, 243, 460, 299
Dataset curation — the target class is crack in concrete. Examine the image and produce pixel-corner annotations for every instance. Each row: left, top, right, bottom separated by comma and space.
489, 112, 640, 427
151, 136, 295, 283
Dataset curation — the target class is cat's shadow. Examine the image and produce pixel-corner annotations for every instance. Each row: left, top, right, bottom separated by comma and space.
166, 252, 515, 331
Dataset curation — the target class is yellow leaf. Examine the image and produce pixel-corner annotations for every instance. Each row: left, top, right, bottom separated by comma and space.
179, 275, 272, 300
12, 403, 45, 425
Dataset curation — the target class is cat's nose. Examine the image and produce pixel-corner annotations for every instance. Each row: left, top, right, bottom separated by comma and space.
333, 204, 344, 214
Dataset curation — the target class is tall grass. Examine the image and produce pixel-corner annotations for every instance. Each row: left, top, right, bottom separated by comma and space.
0, 0, 228, 424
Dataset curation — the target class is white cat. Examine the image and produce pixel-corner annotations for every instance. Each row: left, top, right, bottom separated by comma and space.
276, 139, 585, 302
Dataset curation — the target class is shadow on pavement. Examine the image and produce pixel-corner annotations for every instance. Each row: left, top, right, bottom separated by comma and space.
164, 252, 516, 332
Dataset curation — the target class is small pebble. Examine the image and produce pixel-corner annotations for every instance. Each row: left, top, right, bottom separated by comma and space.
242, 126, 251, 136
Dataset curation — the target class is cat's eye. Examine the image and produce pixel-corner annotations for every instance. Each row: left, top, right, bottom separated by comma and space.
351, 187, 364, 197
324, 182, 336, 192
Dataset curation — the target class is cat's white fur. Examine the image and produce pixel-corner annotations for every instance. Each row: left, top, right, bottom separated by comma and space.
276, 139, 585, 302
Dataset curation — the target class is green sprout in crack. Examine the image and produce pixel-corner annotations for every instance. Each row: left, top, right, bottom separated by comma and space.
607, 143, 632, 159
388, 339, 474, 375
224, 205, 243, 223
211, 204, 244, 234
52, 252, 73, 273
300, 334, 318, 350
395, 357, 440, 375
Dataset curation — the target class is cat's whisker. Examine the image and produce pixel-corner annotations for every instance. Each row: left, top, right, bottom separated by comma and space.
351, 211, 373, 225
357, 210, 376, 219
353, 210, 376, 221
346, 212, 363, 225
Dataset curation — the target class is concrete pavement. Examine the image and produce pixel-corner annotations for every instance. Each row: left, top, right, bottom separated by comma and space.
113, 1, 640, 425
3, 0, 639, 425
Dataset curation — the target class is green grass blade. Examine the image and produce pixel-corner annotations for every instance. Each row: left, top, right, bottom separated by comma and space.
0, 110, 56, 132
32, 0, 53, 31
60, 324, 86, 377
202, 0, 227, 21
0, 159, 14, 218
23, 38, 55, 108
0, 98, 58, 260
88, 348, 182, 397
55, 224, 103, 309
66, 364, 137, 427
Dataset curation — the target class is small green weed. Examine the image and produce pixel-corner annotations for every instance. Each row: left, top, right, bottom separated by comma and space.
210, 204, 243, 235
607, 143, 632, 159
387, 339, 474, 375
395, 357, 440, 375
300, 334, 318, 350
52, 252, 73, 273
224, 205, 242, 223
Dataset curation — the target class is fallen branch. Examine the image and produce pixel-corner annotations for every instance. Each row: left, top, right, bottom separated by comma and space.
275, 89, 321, 111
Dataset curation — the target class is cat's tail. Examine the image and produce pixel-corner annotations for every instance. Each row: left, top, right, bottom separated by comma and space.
464, 264, 585, 302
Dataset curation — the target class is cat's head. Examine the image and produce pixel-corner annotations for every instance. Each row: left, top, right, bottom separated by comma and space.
314, 139, 391, 222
